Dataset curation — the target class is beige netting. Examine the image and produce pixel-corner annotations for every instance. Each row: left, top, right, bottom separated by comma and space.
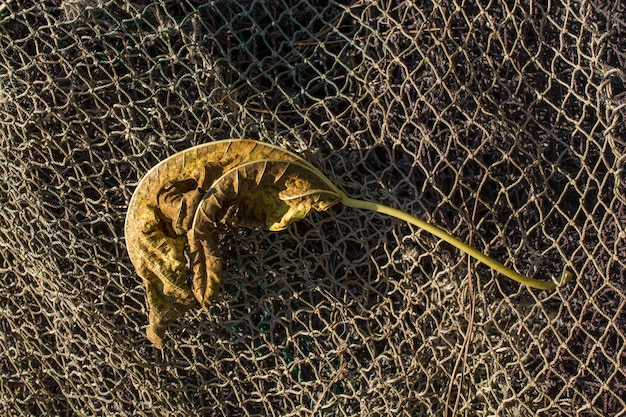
0, 0, 624, 415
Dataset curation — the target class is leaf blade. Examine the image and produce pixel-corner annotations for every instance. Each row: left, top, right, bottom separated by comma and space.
124, 140, 341, 346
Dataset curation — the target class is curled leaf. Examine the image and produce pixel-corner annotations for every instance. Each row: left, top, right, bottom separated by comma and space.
125, 139, 573, 348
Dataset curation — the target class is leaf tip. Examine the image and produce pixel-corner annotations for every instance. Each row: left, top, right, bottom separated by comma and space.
146, 325, 164, 349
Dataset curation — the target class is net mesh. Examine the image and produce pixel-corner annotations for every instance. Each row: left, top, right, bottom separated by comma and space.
1, 0, 624, 415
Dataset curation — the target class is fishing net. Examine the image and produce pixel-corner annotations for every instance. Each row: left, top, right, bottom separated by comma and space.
1, 0, 624, 415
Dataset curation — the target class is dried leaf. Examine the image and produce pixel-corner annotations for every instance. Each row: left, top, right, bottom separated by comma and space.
126, 139, 572, 348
